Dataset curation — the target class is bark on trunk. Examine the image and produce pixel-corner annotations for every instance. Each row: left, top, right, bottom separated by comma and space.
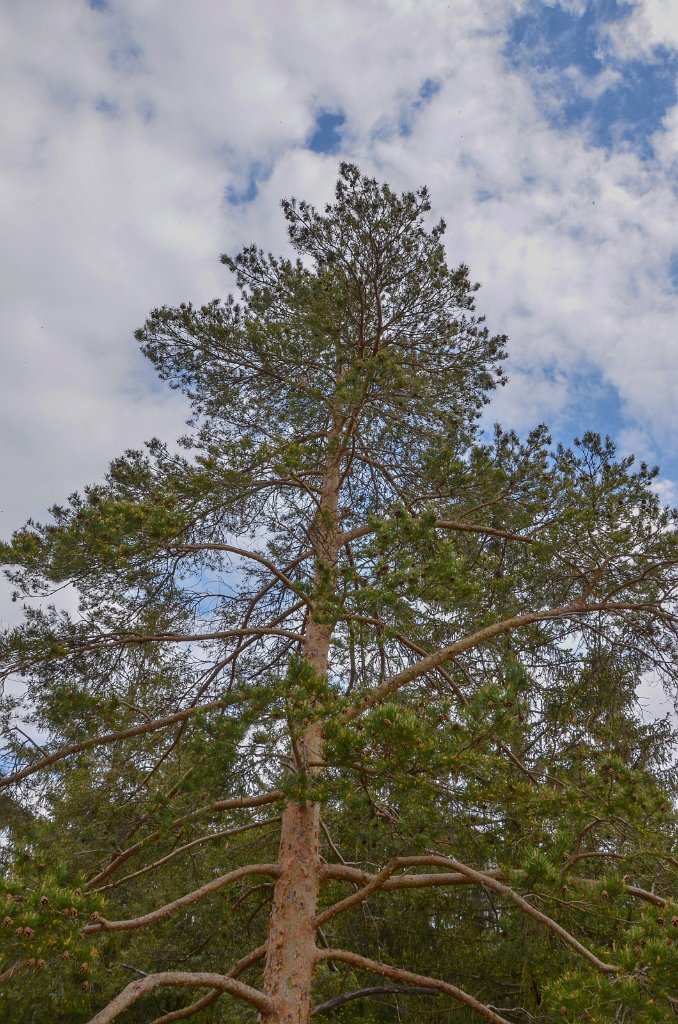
261, 429, 342, 1023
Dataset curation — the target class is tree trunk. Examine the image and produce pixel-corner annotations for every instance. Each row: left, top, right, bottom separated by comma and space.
261, 431, 342, 1023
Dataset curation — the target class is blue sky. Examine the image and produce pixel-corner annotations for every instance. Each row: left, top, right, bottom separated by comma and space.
508, 1, 678, 156
1, 0, 677, 584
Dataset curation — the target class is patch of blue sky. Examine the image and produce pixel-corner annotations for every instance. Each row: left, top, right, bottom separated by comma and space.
399, 77, 441, 137
88, 0, 108, 10
506, 1, 678, 158
136, 97, 155, 124
225, 163, 268, 206
94, 95, 121, 118
669, 252, 678, 290
560, 368, 625, 444
307, 110, 345, 154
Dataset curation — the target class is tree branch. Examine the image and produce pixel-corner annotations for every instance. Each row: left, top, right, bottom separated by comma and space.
83, 864, 280, 934
323, 863, 672, 913
149, 945, 267, 1024
340, 600, 660, 723
339, 518, 535, 549
322, 862, 505, 891
93, 815, 282, 892
0, 960, 24, 985
83, 791, 284, 890
315, 949, 512, 1024
86, 971, 274, 1024
396, 855, 620, 974
312, 984, 440, 1015
170, 542, 313, 607
316, 860, 400, 926
0, 691, 252, 790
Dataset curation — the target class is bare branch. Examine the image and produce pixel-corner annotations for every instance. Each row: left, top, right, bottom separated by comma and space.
115, 626, 304, 645
170, 542, 313, 607
322, 862, 505, 891
94, 816, 282, 892
150, 991, 220, 1024
150, 944, 268, 1024
83, 864, 280, 934
316, 949, 512, 1024
323, 862, 672, 914
316, 860, 400, 926
561, 850, 625, 874
86, 971, 274, 1024
0, 960, 24, 985
624, 885, 668, 908
84, 791, 284, 890
396, 856, 620, 974
575, 877, 669, 908
312, 984, 440, 1015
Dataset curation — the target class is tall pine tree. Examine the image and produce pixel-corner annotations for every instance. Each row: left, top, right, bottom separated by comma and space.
2, 165, 677, 1023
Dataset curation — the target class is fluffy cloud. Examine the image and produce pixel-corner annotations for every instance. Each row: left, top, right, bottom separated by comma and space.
1, 0, 677, 589
606, 0, 678, 57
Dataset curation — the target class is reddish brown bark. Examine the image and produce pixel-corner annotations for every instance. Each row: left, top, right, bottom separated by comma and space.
261, 427, 342, 1023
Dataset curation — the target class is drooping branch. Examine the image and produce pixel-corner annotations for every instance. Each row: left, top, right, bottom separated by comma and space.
315, 949, 512, 1024
85, 971, 274, 1024
312, 984, 440, 1015
93, 816, 282, 892
396, 856, 620, 974
169, 542, 314, 607
0, 690, 252, 790
83, 864, 280, 934
84, 791, 284, 890
575, 877, 669, 908
624, 885, 668, 908
561, 850, 625, 874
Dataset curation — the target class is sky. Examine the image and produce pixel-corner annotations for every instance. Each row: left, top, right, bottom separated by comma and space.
1, 0, 677, 712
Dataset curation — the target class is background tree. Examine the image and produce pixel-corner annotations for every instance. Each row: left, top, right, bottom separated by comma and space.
1, 164, 677, 1024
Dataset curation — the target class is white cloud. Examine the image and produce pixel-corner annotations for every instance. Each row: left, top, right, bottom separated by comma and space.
605, 0, 678, 59
1, 0, 677, 623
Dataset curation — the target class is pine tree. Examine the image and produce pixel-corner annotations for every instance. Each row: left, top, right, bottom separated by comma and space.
1, 164, 677, 1024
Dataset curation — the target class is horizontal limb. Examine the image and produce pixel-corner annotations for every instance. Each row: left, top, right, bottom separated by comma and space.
316, 949, 512, 1024
324, 861, 671, 912
83, 864, 280, 934
86, 971, 274, 1024
322, 862, 505, 890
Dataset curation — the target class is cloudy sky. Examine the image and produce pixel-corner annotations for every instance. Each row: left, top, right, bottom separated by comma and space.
1, 0, 677, 666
